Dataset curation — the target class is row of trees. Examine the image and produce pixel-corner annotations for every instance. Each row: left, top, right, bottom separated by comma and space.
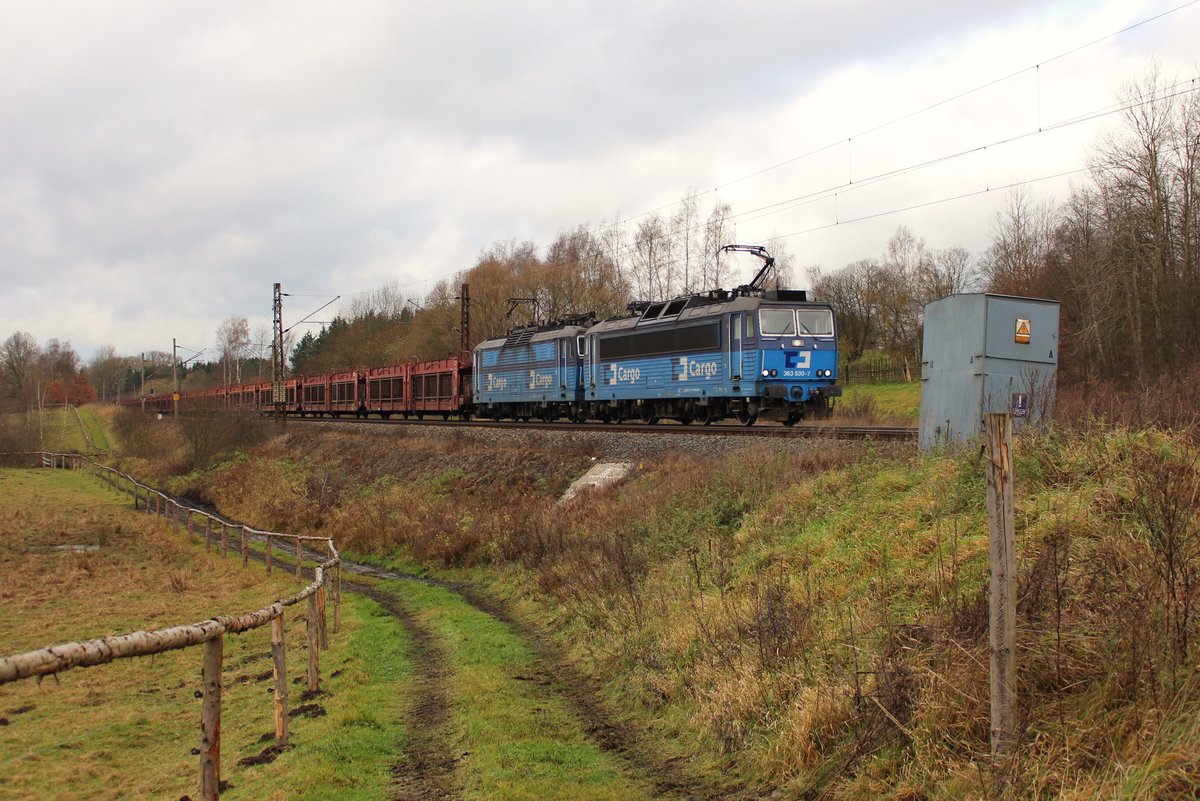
1, 333, 97, 410
977, 70, 1200, 380
2, 314, 281, 410
808, 228, 976, 373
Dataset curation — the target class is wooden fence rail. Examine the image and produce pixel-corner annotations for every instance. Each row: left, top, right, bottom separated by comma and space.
0, 451, 341, 801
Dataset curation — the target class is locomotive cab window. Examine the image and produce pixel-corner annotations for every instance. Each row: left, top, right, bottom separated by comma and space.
663, 298, 687, 318
641, 303, 666, 321
759, 309, 796, 336
796, 309, 834, 336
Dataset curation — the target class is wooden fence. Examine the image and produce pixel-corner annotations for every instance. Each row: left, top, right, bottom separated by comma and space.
0, 452, 341, 801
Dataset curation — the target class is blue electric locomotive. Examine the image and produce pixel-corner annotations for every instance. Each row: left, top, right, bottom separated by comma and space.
473, 317, 592, 421
471, 245, 841, 425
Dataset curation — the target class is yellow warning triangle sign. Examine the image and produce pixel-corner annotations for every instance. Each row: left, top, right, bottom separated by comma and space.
1015, 318, 1031, 344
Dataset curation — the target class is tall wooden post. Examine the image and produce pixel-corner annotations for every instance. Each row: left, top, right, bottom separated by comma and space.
200, 634, 223, 801
271, 613, 289, 746
986, 412, 1017, 773
265, 535, 273, 574
295, 538, 303, 581
318, 585, 329, 650
332, 544, 341, 634
241, 527, 248, 568
306, 593, 320, 693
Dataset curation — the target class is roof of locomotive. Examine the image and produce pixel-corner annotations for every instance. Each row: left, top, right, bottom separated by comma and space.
474, 322, 592, 352
588, 292, 832, 336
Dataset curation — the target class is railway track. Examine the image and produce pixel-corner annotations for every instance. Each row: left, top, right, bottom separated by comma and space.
287, 415, 917, 441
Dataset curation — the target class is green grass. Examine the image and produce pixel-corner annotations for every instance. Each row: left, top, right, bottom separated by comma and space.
840, 381, 921, 422
224, 594, 412, 801
383, 578, 660, 801
76, 405, 115, 453
0, 468, 412, 801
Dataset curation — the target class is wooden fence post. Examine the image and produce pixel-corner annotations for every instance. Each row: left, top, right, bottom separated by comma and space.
306, 593, 320, 693
187, 512, 194, 543
271, 613, 289, 746
265, 535, 273, 574
295, 538, 302, 581
145, 489, 151, 517
172, 502, 181, 536
241, 527, 248, 568
332, 543, 341, 634
199, 634, 223, 801
318, 585, 329, 651
986, 412, 1017, 777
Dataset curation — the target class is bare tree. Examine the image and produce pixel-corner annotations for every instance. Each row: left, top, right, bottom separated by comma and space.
89, 345, 129, 403
925, 245, 978, 300
1, 331, 40, 406
671, 191, 701, 294
702, 202, 736, 290
763, 234, 797, 289
216, 315, 251, 386
631, 214, 670, 301
980, 186, 1055, 297
808, 259, 881, 364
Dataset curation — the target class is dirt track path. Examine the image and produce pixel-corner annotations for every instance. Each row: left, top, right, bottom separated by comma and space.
347, 582, 460, 801
341, 562, 753, 801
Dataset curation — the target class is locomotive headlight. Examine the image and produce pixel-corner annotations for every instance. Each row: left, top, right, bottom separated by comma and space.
761, 369, 769, 377
792, 339, 802, 347
770, 369, 778, 377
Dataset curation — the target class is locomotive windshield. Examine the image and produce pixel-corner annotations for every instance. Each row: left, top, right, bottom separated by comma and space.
759, 308, 834, 337
759, 309, 796, 336
796, 309, 834, 336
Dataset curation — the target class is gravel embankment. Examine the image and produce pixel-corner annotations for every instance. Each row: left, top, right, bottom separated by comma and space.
314, 420, 888, 462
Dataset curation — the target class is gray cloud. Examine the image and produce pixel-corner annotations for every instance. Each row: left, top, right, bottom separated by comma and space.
0, 0, 1192, 356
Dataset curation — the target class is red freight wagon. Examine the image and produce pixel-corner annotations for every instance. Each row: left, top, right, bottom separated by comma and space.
328, 371, 365, 417
409, 357, 470, 420
365, 364, 407, 418
298, 374, 329, 416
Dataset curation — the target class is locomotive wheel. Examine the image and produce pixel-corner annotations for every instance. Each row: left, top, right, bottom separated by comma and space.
443, 412, 450, 421
735, 409, 757, 426
782, 414, 801, 427
678, 416, 694, 426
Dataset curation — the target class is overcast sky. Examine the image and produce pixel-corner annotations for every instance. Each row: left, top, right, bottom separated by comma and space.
1, 0, 1196, 360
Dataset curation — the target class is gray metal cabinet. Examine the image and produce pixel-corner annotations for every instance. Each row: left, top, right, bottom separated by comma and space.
919, 293, 1059, 450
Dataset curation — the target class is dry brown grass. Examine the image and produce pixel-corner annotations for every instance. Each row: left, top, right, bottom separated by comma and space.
1056, 365, 1200, 435
0, 467, 312, 801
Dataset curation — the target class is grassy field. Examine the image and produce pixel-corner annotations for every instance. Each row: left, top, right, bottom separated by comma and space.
837, 381, 921, 423
0, 467, 411, 801
0, 404, 116, 455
